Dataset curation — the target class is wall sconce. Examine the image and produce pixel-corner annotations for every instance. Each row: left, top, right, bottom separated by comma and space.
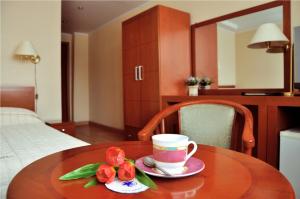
248, 23, 289, 53
15, 41, 41, 63
15, 41, 41, 111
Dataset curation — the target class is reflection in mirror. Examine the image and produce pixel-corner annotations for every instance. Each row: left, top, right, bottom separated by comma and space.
194, 5, 285, 89
217, 6, 283, 89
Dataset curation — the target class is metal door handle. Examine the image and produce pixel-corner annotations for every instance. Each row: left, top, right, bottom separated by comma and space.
138, 65, 143, 80
135, 66, 138, 81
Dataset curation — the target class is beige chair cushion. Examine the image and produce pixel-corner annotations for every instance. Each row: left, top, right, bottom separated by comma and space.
179, 104, 235, 148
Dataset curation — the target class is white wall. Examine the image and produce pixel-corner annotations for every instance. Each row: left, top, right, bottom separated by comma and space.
217, 26, 236, 86
292, 1, 300, 37
73, 33, 89, 122
1, 1, 61, 121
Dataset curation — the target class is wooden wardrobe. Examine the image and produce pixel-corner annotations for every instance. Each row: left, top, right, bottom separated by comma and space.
122, 5, 191, 134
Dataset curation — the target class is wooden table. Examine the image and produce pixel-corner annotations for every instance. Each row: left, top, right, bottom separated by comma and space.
7, 141, 294, 199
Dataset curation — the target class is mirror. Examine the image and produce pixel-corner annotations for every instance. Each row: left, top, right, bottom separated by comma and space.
192, 1, 290, 93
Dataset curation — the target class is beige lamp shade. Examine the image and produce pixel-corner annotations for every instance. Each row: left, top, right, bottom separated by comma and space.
15, 41, 37, 56
15, 41, 40, 64
248, 23, 289, 49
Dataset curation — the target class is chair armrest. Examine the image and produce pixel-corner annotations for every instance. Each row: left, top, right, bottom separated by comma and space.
241, 108, 255, 155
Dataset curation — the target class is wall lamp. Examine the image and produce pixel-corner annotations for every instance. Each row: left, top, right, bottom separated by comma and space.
248, 23, 289, 53
15, 41, 41, 111
15, 41, 41, 63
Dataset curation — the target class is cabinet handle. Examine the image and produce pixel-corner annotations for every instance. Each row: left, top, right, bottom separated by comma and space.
134, 66, 138, 81
138, 65, 143, 80
61, 128, 65, 132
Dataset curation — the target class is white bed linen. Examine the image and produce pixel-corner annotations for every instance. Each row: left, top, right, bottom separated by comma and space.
0, 122, 89, 198
0, 107, 41, 126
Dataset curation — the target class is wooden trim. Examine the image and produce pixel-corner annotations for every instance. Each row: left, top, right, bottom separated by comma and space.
192, 1, 285, 29
89, 121, 125, 134
191, 20, 196, 75
0, 87, 35, 111
218, 85, 236, 88
191, 0, 291, 94
71, 34, 75, 121
198, 88, 286, 95
61, 41, 70, 122
283, 0, 291, 92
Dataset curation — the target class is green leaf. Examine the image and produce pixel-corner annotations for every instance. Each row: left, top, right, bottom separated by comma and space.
135, 166, 157, 189
59, 162, 104, 180
126, 158, 135, 165
84, 177, 99, 188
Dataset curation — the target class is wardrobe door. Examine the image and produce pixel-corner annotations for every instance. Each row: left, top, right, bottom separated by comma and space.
123, 66, 142, 127
123, 18, 139, 50
139, 43, 160, 125
123, 18, 142, 128
138, 9, 159, 125
139, 9, 158, 45
140, 101, 160, 126
123, 47, 140, 100
124, 100, 141, 128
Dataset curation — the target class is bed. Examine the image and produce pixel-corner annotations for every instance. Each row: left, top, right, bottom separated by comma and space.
0, 87, 89, 198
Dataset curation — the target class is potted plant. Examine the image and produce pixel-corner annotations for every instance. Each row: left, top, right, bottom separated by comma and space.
185, 76, 200, 96
199, 77, 213, 89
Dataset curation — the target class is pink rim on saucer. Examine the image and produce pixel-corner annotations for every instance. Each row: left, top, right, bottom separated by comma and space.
135, 155, 205, 178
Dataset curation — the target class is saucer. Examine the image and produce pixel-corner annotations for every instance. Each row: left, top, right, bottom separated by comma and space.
105, 177, 148, 194
135, 155, 205, 178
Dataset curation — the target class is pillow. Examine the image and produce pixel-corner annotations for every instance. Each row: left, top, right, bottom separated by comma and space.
0, 107, 38, 116
0, 107, 42, 126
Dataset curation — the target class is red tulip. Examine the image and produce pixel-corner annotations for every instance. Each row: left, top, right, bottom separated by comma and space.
106, 147, 125, 167
118, 161, 135, 181
96, 164, 116, 183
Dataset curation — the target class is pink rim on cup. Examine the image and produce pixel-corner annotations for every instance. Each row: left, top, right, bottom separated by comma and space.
152, 134, 197, 175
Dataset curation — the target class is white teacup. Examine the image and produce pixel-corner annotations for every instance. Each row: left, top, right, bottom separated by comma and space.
152, 134, 197, 175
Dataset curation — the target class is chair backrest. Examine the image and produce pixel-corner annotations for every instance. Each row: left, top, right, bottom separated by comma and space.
138, 100, 255, 155
179, 104, 235, 148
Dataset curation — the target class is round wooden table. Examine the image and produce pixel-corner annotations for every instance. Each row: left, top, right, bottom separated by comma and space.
7, 141, 294, 199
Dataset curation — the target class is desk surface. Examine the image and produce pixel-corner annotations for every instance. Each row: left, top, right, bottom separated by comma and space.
7, 141, 294, 199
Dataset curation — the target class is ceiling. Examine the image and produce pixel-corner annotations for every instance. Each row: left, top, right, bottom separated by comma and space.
218, 6, 282, 33
62, 0, 147, 33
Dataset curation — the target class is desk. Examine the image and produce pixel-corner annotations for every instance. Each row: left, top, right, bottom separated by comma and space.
7, 141, 294, 199
162, 95, 300, 168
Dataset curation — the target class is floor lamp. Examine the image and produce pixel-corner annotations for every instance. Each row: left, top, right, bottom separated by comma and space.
15, 41, 41, 112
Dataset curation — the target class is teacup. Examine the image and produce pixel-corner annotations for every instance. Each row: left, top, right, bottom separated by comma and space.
152, 134, 197, 175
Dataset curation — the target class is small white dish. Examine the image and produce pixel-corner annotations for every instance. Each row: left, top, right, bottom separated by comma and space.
105, 177, 149, 194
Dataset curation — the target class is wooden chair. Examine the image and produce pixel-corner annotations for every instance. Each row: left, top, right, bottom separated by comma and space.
138, 100, 255, 155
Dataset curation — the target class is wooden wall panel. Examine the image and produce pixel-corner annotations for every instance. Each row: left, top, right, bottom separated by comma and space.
159, 6, 191, 96
194, 23, 218, 88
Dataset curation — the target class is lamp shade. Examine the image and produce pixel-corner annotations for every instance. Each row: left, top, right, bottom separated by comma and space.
248, 23, 289, 49
15, 41, 37, 56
